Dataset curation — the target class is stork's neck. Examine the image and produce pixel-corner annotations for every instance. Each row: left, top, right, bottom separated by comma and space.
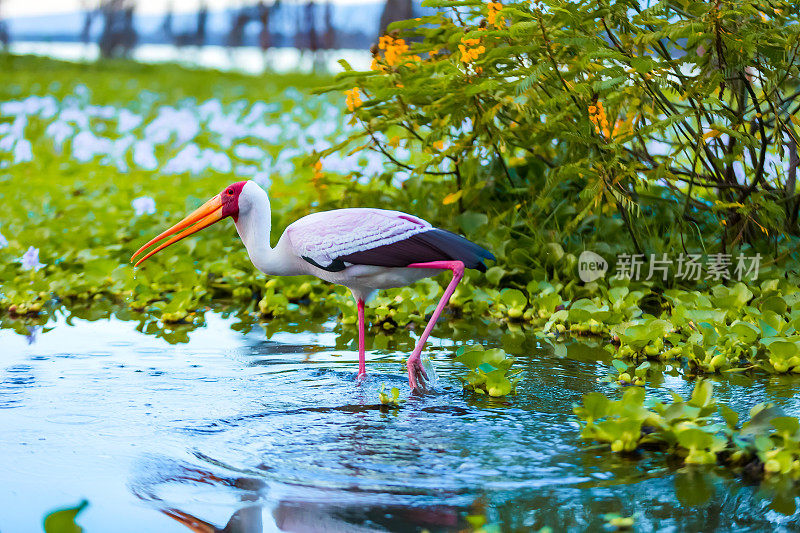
233, 184, 297, 276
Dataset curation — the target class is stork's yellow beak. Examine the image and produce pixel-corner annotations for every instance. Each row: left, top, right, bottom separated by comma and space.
131, 194, 225, 267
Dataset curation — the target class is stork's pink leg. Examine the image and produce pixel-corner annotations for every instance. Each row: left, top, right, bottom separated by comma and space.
357, 298, 366, 378
405, 260, 465, 390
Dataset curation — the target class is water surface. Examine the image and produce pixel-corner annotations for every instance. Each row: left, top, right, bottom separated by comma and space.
2, 311, 800, 532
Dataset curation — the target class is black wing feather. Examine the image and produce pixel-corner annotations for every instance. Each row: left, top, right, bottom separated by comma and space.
335, 228, 495, 272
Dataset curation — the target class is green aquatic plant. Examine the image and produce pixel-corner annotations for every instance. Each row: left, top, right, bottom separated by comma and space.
378, 383, 401, 406
576, 379, 800, 478
603, 513, 635, 531
454, 345, 521, 397
43, 500, 88, 533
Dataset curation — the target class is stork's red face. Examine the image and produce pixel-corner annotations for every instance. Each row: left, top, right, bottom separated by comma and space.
131, 181, 247, 267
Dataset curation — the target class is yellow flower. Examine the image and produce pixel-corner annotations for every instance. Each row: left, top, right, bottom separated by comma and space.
487, 1, 505, 28
370, 57, 385, 72
344, 87, 362, 112
375, 35, 414, 67
459, 37, 485, 64
588, 100, 611, 139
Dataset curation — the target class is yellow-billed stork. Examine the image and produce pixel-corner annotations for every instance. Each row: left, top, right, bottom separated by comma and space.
131, 181, 494, 390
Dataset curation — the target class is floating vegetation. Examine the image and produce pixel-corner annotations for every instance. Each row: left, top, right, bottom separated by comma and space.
454, 345, 521, 397
575, 380, 800, 480
43, 500, 88, 533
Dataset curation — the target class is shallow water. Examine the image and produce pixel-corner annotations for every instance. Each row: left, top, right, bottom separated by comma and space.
8, 42, 372, 74
2, 312, 800, 532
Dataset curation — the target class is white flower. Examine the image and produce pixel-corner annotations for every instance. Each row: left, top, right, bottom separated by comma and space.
46, 121, 75, 151
0, 231, 8, 248
21, 246, 44, 271
132, 196, 156, 216
118, 109, 142, 133
234, 144, 265, 160
133, 141, 158, 171
13, 139, 33, 163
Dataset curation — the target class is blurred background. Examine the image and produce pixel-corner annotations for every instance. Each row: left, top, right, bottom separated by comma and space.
0, 0, 426, 72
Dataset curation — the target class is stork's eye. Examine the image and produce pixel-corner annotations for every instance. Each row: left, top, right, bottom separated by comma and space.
226, 188, 234, 195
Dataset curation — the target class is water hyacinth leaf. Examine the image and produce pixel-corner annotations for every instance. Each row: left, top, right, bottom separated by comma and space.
481, 348, 514, 370
581, 392, 609, 420
617, 319, 670, 349
608, 286, 629, 305
612, 359, 628, 373
760, 295, 788, 315
536, 292, 562, 313
455, 345, 485, 370
684, 309, 728, 324
485, 369, 513, 397
689, 380, 714, 409
729, 321, 760, 344
621, 386, 645, 408
43, 500, 88, 533
543, 242, 564, 263
379, 383, 401, 406
771, 417, 800, 436
499, 288, 527, 310
759, 311, 785, 337
711, 282, 753, 309
719, 404, 739, 429
485, 266, 506, 286
568, 299, 610, 322
634, 361, 650, 377
740, 405, 786, 437
766, 340, 799, 361
677, 428, 714, 450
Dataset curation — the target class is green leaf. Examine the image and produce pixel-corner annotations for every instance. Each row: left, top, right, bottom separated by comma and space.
485, 369, 513, 397
719, 404, 739, 429
767, 340, 799, 361
582, 392, 610, 420
43, 500, 88, 533
455, 345, 485, 370
456, 211, 488, 234
689, 380, 714, 409
499, 288, 527, 310
485, 266, 506, 285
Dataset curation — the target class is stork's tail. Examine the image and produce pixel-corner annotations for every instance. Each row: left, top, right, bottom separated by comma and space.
414, 228, 496, 272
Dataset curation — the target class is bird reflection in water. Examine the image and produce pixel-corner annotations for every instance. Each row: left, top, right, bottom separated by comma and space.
131, 456, 468, 532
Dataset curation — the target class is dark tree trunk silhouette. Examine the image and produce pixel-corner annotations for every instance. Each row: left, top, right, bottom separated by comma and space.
80, 1, 95, 44
161, 5, 173, 41
0, 0, 11, 47
300, 1, 318, 53
323, 1, 335, 49
378, 0, 413, 37
174, 3, 207, 47
257, 1, 270, 50
98, 0, 137, 58
227, 7, 249, 47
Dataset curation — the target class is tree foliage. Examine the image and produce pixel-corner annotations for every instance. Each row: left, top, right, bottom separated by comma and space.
323, 0, 800, 254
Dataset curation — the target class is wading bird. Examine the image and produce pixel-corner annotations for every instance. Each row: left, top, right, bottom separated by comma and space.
131, 181, 494, 389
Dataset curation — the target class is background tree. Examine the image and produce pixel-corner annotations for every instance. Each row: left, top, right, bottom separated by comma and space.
327, 0, 800, 275
98, 0, 137, 58
378, 0, 413, 37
